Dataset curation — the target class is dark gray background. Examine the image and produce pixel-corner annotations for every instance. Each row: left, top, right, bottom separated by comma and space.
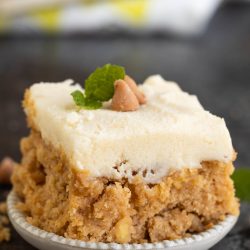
0, 2, 250, 249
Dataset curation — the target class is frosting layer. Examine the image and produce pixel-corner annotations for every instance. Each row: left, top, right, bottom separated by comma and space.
25, 75, 234, 183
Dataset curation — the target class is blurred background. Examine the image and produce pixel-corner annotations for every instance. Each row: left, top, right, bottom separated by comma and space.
0, 0, 250, 249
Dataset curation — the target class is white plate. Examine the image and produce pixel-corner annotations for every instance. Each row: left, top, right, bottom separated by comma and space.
7, 191, 238, 250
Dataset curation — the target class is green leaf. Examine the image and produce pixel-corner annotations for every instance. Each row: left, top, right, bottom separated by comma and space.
71, 90, 86, 107
71, 90, 102, 110
85, 64, 125, 102
232, 168, 250, 202
82, 98, 102, 110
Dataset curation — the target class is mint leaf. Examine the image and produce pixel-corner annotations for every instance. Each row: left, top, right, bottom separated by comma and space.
71, 64, 125, 110
85, 64, 125, 102
71, 90, 85, 107
71, 90, 102, 110
82, 98, 102, 110
232, 168, 250, 202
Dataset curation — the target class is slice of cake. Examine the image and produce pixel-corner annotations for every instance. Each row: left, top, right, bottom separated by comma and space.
12, 69, 239, 243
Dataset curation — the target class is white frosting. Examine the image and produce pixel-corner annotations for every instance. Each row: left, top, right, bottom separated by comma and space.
26, 75, 234, 183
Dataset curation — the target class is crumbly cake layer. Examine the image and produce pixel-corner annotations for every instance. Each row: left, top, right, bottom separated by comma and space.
24, 76, 234, 183
12, 132, 239, 243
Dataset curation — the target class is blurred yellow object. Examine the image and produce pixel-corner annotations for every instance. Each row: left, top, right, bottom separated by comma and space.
113, 0, 148, 23
32, 8, 60, 32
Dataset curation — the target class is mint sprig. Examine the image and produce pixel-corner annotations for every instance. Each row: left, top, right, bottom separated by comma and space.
232, 168, 250, 202
71, 64, 125, 110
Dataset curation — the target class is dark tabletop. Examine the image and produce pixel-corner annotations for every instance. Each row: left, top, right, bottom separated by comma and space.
0, 2, 250, 250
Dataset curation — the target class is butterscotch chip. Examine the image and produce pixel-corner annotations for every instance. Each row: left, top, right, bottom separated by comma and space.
0, 157, 15, 184
113, 216, 133, 243
124, 75, 146, 104
111, 79, 139, 112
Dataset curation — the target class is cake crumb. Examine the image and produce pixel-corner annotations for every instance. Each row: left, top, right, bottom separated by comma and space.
0, 226, 10, 242
0, 202, 7, 214
0, 202, 10, 243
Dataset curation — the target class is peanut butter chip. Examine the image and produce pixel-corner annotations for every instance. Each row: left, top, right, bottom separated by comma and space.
111, 80, 139, 112
0, 157, 15, 184
124, 75, 147, 104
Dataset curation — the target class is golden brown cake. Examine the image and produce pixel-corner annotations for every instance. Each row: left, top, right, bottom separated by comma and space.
0, 202, 10, 242
12, 75, 239, 243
